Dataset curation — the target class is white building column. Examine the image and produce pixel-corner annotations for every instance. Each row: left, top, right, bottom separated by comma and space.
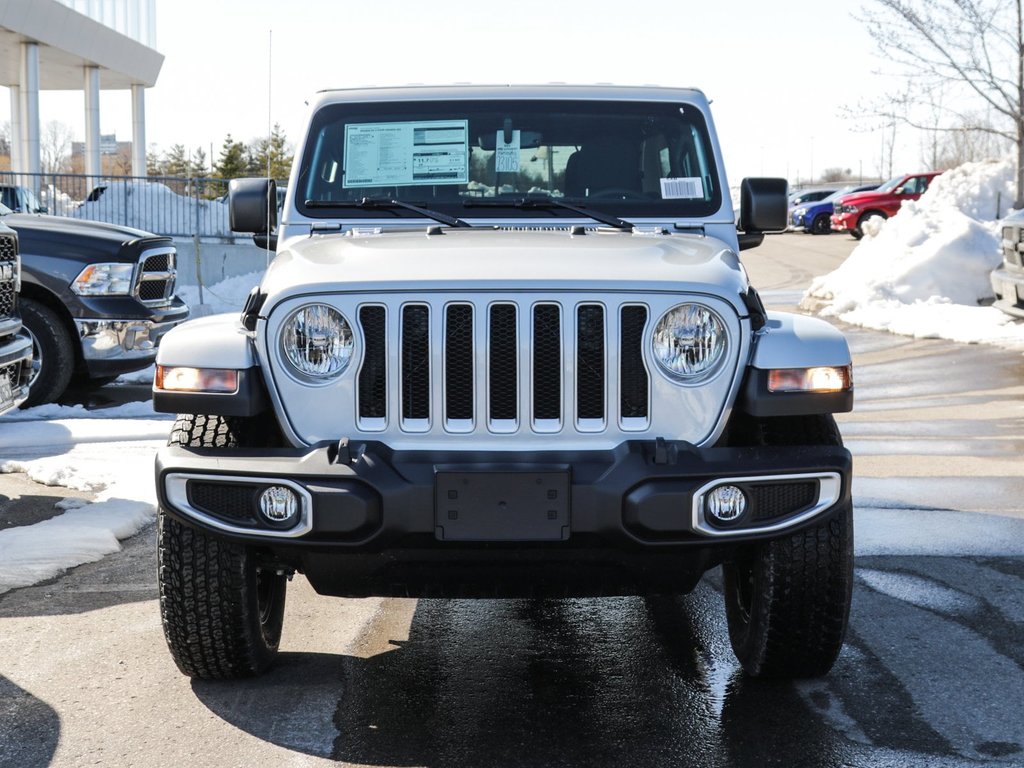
84, 66, 102, 178
131, 84, 146, 177
8, 86, 22, 178
19, 42, 41, 185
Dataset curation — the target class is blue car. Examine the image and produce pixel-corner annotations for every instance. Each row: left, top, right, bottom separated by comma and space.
790, 184, 879, 235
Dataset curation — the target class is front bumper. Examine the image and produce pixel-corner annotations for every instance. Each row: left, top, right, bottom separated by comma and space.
830, 212, 855, 232
0, 331, 32, 414
156, 439, 853, 597
990, 266, 1024, 318
76, 308, 188, 376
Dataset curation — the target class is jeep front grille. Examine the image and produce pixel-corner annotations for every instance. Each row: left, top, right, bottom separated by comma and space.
134, 247, 177, 305
354, 298, 650, 433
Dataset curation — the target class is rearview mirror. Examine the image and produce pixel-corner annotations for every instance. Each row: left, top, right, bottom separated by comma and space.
229, 178, 277, 234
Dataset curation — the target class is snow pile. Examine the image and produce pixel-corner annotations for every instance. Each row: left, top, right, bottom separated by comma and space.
0, 403, 173, 594
177, 269, 264, 314
73, 180, 231, 237
802, 158, 1024, 347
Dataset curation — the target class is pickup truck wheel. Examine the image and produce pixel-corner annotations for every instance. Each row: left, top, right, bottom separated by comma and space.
19, 298, 74, 407
722, 414, 853, 678
158, 414, 287, 679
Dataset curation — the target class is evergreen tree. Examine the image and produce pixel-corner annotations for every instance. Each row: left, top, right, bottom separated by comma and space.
163, 144, 189, 177
214, 134, 248, 180
247, 123, 293, 180
146, 143, 163, 177
190, 147, 208, 177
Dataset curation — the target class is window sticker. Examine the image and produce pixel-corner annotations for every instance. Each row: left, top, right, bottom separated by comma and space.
660, 177, 705, 199
343, 120, 469, 188
495, 130, 521, 173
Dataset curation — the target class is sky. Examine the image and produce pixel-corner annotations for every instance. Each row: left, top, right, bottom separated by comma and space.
0, 0, 956, 185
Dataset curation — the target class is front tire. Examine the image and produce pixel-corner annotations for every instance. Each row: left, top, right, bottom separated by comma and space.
157, 414, 287, 679
811, 213, 832, 235
722, 415, 853, 678
20, 297, 75, 407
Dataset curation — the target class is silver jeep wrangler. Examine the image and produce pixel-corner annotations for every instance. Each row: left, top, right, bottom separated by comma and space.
153, 85, 854, 680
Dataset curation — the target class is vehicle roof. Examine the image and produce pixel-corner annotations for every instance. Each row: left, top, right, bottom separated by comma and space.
310, 83, 710, 108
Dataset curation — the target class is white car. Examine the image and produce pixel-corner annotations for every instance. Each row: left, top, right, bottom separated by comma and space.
152, 85, 855, 681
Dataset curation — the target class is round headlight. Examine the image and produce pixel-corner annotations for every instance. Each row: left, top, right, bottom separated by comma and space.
281, 304, 353, 379
652, 303, 727, 380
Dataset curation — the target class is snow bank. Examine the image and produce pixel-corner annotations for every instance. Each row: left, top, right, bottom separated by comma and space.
177, 269, 264, 314
73, 180, 231, 237
0, 408, 173, 594
802, 158, 1024, 348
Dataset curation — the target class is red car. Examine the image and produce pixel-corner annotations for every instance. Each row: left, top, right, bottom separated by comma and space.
831, 172, 942, 239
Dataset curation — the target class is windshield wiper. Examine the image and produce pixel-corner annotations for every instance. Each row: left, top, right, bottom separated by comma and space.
463, 197, 634, 230
304, 197, 471, 228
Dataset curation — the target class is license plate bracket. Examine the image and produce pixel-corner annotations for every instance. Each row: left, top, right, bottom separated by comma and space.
435, 469, 570, 541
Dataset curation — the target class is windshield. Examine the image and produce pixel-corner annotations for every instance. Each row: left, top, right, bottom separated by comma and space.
0, 202, 11, 216
875, 175, 905, 194
297, 99, 722, 221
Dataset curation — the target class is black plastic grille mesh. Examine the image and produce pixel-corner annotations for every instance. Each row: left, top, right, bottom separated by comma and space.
0, 235, 15, 318
750, 482, 818, 521
402, 305, 431, 420
533, 304, 561, 420
138, 280, 169, 301
445, 304, 474, 420
141, 252, 170, 272
2, 361, 21, 393
489, 304, 517, 421
576, 305, 605, 420
189, 482, 259, 523
358, 306, 387, 419
620, 306, 649, 418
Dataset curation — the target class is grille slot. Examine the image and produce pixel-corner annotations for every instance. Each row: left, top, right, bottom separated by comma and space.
489, 304, 518, 423
358, 306, 387, 420
532, 304, 562, 422
576, 305, 605, 421
401, 304, 431, 422
445, 304, 474, 422
620, 306, 649, 420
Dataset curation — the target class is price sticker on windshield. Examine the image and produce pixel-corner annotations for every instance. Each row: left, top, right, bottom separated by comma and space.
660, 177, 704, 199
495, 130, 521, 173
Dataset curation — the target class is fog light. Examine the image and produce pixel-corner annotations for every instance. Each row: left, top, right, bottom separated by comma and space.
259, 486, 299, 525
706, 485, 747, 524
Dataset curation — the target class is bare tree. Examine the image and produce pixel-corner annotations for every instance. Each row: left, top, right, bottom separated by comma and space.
41, 120, 74, 174
859, 0, 1024, 207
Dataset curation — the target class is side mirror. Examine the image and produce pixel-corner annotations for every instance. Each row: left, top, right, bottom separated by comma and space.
229, 178, 277, 234
740, 178, 788, 232
894, 186, 905, 195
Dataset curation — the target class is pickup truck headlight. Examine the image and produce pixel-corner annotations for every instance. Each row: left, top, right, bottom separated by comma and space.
71, 263, 135, 296
281, 304, 353, 379
652, 303, 727, 381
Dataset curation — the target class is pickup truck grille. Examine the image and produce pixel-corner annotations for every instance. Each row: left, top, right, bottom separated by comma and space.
134, 247, 177, 305
0, 234, 16, 319
355, 299, 650, 433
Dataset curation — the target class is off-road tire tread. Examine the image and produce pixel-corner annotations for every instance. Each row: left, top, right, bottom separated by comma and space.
723, 414, 853, 678
158, 413, 286, 679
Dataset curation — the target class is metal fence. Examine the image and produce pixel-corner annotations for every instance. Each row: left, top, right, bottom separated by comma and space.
0, 171, 245, 238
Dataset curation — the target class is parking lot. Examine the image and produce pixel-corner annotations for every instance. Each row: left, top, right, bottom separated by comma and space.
1, 233, 1022, 767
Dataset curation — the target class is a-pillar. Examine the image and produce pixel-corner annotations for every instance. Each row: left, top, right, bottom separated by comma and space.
131, 84, 146, 178
19, 42, 40, 190
84, 66, 102, 179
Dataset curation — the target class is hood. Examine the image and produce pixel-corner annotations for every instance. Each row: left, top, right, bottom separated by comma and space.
260, 228, 749, 310
836, 189, 892, 206
2, 213, 157, 244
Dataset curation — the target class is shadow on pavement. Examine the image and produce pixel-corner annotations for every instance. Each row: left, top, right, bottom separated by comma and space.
0, 675, 59, 768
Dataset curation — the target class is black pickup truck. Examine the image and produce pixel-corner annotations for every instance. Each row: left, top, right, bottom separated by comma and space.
0, 202, 189, 406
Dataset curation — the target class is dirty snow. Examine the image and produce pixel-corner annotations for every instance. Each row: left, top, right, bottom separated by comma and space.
802, 158, 1024, 349
73, 180, 231, 236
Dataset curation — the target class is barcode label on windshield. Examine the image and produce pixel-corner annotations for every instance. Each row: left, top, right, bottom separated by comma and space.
660, 177, 704, 199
